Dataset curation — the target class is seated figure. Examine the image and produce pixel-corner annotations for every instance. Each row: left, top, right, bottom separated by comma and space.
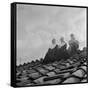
68, 34, 79, 56
42, 38, 58, 64
42, 37, 69, 64
56, 37, 69, 61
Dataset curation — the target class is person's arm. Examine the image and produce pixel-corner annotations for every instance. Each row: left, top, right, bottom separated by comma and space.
63, 43, 67, 51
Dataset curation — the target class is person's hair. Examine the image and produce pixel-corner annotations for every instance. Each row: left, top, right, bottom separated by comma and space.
52, 38, 56, 44
70, 33, 74, 37
60, 37, 64, 41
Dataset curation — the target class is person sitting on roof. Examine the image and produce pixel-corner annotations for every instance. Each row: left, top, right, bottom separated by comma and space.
68, 33, 79, 56
42, 38, 58, 64
58, 37, 67, 50
56, 37, 69, 61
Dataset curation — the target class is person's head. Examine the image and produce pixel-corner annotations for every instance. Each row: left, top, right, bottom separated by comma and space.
70, 33, 75, 40
52, 38, 56, 45
60, 37, 64, 42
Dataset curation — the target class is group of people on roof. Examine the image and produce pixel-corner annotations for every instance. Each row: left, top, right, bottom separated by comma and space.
42, 33, 79, 64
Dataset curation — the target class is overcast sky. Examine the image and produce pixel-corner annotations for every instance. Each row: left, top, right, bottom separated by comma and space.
17, 4, 87, 65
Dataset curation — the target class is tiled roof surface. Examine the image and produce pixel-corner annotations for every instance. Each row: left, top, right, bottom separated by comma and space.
16, 50, 87, 86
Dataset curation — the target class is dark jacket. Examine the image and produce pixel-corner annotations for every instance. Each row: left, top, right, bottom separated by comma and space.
42, 44, 68, 64
56, 43, 68, 61
42, 45, 58, 64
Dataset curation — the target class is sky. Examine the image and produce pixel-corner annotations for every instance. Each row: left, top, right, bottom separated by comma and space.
17, 4, 87, 65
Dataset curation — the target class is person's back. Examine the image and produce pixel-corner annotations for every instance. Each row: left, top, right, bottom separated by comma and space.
68, 34, 79, 56
42, 38, 57, 64
56, 37, 68, 61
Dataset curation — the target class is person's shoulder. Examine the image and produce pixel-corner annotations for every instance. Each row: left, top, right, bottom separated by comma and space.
75, 39, 79, 44
47, 48, 52, 52
53, 45, 58, 50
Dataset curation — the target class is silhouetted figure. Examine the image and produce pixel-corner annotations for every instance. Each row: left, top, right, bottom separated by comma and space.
42, 38, 58, 64
56, 37, 69, 61
68, 34, 79, 56
42, 37, 69, 64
